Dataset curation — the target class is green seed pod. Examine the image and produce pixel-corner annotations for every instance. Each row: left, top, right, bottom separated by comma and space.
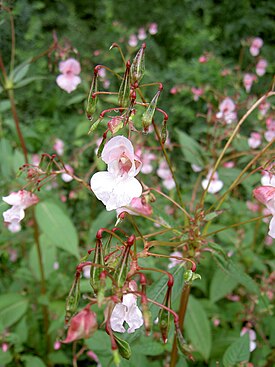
65, 275, 80, 324
176, 326, 193, 359
86, 69, 99, 120
130, 43, 146, 84
114, 334, 132, 360
113, 244, 131, 288
90, 239, 105, 294
118, 60, 131, 108
142, 90, 161, 133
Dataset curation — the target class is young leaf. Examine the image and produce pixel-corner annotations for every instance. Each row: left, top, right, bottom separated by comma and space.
176, 129, 205, 167
210, 268, 239, 303
223, 333, 250, 367
0, 294, 29, 329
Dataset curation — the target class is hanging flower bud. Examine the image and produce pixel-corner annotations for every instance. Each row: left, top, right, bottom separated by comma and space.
62, 305, 98, 343
118, 61, 131, 108
130, 43, 146, 84
90, 239, 105, 293
142, 88, 162, 133
88, 116, 103, 134
158, 285, 172, 343
86, 68, 99, 121
65, 275, 81, 324
176, 326, 194, 360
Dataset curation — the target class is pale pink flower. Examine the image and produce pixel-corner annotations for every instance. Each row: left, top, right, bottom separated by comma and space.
116, 197, 152, 217
202, 171, 224, 194
110, 281, 143, 333
261, 170, 275, 187
191, 87, 203, 101
136, 149, 156, 174
249, 37, 263, 56
216, 97, 237, 124
199, 55, 208, 63
87, 350, 101, 367
82, 265, 91, 279
246, 201, 260, 213
253, 186, 275, 238
223, 161, 235, 168
148, 22, 158, 35
32, 154, 40, 166
61, 164, 74, 183
98, 68, 106, 78
240, 327, 257, 352
157, 161, 175, 190
3, 190, 39, 231
53, 138, 64, 155
243, 73, 256, 93
265, 235, 273, 246
90, 136, 142, 211
227, 294, 240, 302
259, 100, 270, 116
56, 58, 81, 93
248, 132, 262, 149
103, 79, 110, 89
264, 117, 275, 142
213, 318, 220, 327
191, 164, 202, 172
1, 343, 8, 352
62, 305, 98, 343
53, 261, 59, 270
168, 251, 183, 269
54, 341, 61, 350
138, 27, 147, 40
128, 34, 138, 47
256, 59, 268, 76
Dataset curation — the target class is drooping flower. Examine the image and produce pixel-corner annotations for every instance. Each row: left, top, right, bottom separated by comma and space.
253, 185, 275, 238
61, 164, 74, 183
191, 87, 204, 101
62, 305, 98, 343
128, 34, 138, 47
116, 197, 152, 217
264, 117, 275, 142
138, 27, 147, 40
90, 136, 142, 211
110, 281, 143, 334
248, 132, 262, 149
240, 327, 257, 352
3, 190, 39, 232
157, 161, 175, 190
243, 73, 256, 93
216, 97, 237, 124
256, 59, 268, 76
249, 37, 263, 56
202, 171, 224, 194
56, 58, 81, 93
148, 22, 158, 35
53, 138, 65, 156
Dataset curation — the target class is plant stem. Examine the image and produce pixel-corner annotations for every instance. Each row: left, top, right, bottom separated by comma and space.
170, 283, 191, 367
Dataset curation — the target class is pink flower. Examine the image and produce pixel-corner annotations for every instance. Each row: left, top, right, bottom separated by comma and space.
246, 201, 260, 213
243, 73, 256, 93
1, 343, 8, 352
61, 164, 74, 183
116, 197, 152, 217
248, 132, 261, 149
128, 34, 138, 47
202, 171, 224, 194
261, 168, 275, 187
62, 305, 98, 343
216, 97, 237, 124
136, 149, 156, 174
110, 281, 143, 333
32, 154, 40, 166
54, 341, 61, 350
249, 37, 263, 56
148, 23, 158, 35
168, 251, 183, 269
3, 190, 39, 232
253, 186, 275, 238
170, 86, 178, 95
138, 27, 147, 40
157, 161, 175, 190
199, 55, 208, 63
107, 116, 124, 134
90, 136, 142, 211
240, 327, 257, 352
191, 164, 202, 172
256, 59, 268, 76
191, 87, 203, 101
259, 100, 270, 116
223, 161, 235, 168
53, 138, 64, 156
56, 58, 81, 93
264, 117, 275, 142
82, 265, 91, 279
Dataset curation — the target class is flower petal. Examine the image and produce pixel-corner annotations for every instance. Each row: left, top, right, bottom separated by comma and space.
56, 74, 81, 93
110, 303, 127, 333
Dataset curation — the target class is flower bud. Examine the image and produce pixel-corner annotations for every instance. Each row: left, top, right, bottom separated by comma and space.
130, 43, 146, 84
62, 305, 98, 343
86, 69, 99, 121
142, 90, 161, 133
114, 334, 132, 360
90, 239, 105, 293
118, 61, 131, 108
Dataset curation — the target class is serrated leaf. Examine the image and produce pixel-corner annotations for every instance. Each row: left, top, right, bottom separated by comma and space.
210, 268, 239, 303
22, 355, 47, 367
185, 295, 212, 360
0, 294, 29, 328
223, 333, 250, 367
176, 129, 204, 166
35, 201, 79, 258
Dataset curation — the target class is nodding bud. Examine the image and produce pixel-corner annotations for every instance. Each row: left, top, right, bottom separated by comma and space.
86, 68, 99, 121
118, 60, 131, 108
62, 305, 98, 343
113, 334, 132, 360
142, 90, 161, 133
158, 286, 172, 343
130, 43, 146, 84
90, 239, 105, 294
113, 240, 134, 288
65, 274, 81, 324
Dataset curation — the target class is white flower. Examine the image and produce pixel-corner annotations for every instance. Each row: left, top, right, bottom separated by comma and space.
90, 136, 142, 211
110, 283, 143, 334
202, 171, 224, 194
240, 327, 257, 352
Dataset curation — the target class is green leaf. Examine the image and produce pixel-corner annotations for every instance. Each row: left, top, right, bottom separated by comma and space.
13, 76, 46, 89
35, 201, 79, 258
176, 129, 204, 166
10, 60, 31, 84
185, 295, 212, 360
0, 138, 13, 178
133, 338, 165, 356
22, 355, 47, 367
0, 350, 13, 365
223, 333, 250, 367
210, 268, 239, 303
89, 210, 116, 240
65, 93, 86, 106
0, 294, 29, 329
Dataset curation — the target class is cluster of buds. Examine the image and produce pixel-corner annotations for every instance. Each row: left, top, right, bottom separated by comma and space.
63, 227, 197, 364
